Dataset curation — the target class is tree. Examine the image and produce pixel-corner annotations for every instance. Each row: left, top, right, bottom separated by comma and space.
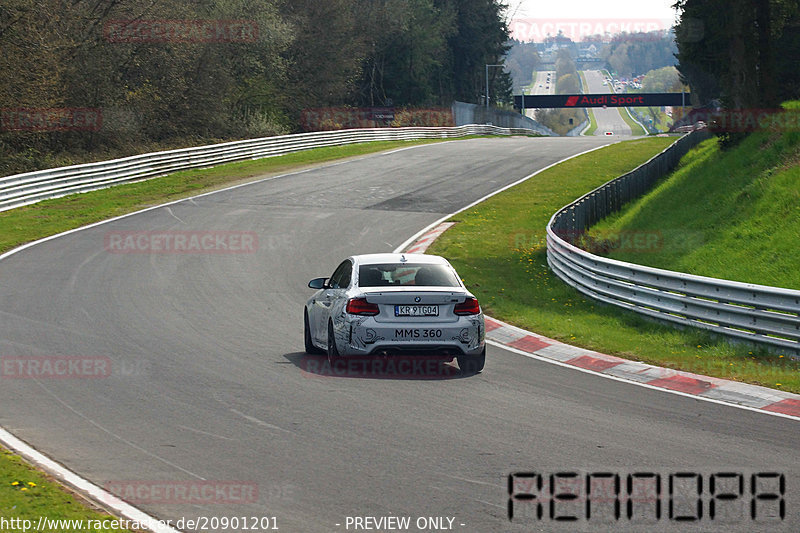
0, 0, 516, 175
280, 0, 367, 113
601, 31, 677, 78
505, 40, 541, 93
441, 0, 512, 105
642, 67, 682, 93
674, 0, 800, 108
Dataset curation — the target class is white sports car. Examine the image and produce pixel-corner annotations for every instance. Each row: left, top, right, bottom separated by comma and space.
304, 253, 486, 373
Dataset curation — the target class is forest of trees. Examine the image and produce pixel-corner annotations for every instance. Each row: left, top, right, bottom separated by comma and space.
641, 67, 683, 93
505, 39, 540, 93
535, 49, 585, 135
674, 0, 800, 109
0, 0, 512, 174
601, 31, 678, 78
6, 0, 797, 174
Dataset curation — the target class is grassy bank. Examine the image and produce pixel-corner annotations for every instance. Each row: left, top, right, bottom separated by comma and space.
584, 109, 598, 136
429, 136, 799, 392
619, 107, 647, 135
0, 136, 503, 526
577, 71, 597, 136
0, 447, 133, 531
633, 106, 673, 132
590, 131, 800, 290
0, 138, 461, 255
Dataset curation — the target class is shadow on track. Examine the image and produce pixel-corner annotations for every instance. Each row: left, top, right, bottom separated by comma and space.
283, 353, 471, 381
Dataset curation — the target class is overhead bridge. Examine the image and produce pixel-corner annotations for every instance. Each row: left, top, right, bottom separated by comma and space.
515, 92, 691, 109
539, 58, 605, 68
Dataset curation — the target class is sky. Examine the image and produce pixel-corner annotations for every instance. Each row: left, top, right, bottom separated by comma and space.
501, 0, 680, 42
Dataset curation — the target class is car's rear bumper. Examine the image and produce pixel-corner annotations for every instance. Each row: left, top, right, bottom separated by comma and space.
364, 344, 464, 357
339, 317, 485, 357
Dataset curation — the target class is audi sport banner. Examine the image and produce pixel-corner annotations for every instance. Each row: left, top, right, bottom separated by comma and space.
515, 93, 690, 109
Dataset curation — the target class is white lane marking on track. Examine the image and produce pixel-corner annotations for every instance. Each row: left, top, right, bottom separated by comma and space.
393, 140, 800, 423
443, 473, 499, 487
0, 137, 616, 531
0, 426, 181, 533
177, 425, 234, 441
0, 140, 458, 263
470, 498, 506, 510
393, 142, 618, 253
230, 408, 295, 434
164, 206, 185, 224
32, 380, 207, 478
488, 340, 800, 422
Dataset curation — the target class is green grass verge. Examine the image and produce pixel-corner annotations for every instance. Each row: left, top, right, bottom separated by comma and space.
584, 109, 598, 136
619, 107, 647, 136
577, 71, 597, 136
633, 106, 672, 132
0, 446, 134, 532
590, 131, 800, 290
1, 134, 542, 521
0, 137, 471, 526
578, 71, 589, 92
0, 138, 470, 255
428, 137, 800, 393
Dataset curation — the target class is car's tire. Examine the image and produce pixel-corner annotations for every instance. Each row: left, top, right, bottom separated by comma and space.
327, 320, 341, 365
458, 346, 485, 375
304, 311, 324, 355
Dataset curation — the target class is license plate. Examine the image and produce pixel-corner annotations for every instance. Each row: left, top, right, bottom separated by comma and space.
395, 305, 439, 317
394, 328, 443, 340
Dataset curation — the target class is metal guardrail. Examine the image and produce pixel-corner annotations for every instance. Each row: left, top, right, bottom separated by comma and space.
451, 101, 556, 136
0, 124, 538, 212
547, 130, 800, 354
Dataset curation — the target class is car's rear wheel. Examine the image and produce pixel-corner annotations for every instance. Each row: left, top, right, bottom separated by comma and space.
304, 311, 324, 354
327, 320, 341, 364
458, 346, 485, 375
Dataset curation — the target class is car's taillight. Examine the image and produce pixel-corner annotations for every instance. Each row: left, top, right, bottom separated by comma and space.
454, 297, 480, 315
346, 297, 380, 316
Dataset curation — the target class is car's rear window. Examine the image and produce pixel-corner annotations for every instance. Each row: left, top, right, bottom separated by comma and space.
358, 263, 461, 287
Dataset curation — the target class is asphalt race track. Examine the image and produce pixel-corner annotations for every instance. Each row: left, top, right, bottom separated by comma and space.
524, 71, 555, 121
583, 70, 635, 136
1, 137, 798, 532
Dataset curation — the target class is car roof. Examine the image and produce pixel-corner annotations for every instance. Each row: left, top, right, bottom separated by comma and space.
352, 253, 449, 266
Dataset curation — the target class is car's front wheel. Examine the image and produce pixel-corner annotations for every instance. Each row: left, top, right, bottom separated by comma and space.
304, 310, 324, 354
458, 346, 485, 375
327, 320, 341, 364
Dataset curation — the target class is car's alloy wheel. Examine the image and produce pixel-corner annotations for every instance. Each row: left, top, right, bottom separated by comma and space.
304, 311, 324, 355
327, 320, 341, 365
458, 346, 485, 375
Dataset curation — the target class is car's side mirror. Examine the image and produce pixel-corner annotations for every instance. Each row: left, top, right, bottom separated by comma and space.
308, 277, 328, 290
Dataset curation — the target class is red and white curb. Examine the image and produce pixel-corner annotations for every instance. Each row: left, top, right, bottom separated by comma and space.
404, 223, 455, 254
406, 222, 800, 420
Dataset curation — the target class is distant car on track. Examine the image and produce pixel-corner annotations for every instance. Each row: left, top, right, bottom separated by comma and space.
304, 253, 486, 373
